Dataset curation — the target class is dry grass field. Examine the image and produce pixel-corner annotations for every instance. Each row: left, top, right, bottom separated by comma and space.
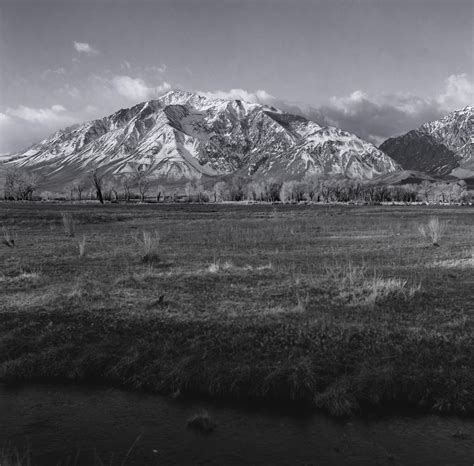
0, 201, 473, 416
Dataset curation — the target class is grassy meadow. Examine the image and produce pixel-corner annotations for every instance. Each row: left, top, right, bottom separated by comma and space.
0, 201, 473, 416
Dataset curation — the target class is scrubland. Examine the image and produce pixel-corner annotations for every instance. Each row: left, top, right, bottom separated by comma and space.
0, 202, 473, 416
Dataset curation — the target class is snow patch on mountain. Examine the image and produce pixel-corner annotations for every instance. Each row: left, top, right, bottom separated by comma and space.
7, 90, 400, 184
420, 106, 473, 161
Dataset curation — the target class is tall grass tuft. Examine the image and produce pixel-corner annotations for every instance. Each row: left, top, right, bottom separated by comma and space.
134, 230, 161, 264
77, 235, 86, 258
326, 262, 420, 307
418, 217, 446, 247
186, 410, 216, 434
207, 257, 233, 273
61, 212, 75, 237
2, 226, 16, 247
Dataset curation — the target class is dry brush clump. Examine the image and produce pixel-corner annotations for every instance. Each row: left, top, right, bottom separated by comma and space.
207, 258, 233, 273
186, 410, 216, 434
77, 235, 87, 258
325, 262, 420, 307
133, 230, 161, 264
2, 226, 16, 248
61, 212, 75, 237
433, 247, 474, 269
0, 269, 42, 284
418, 217, 446, 247
2, 226, 18, 248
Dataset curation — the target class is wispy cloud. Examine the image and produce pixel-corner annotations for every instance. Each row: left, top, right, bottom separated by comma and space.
198, 74, 471, 145
41, 67, 67, 80
111, 75, 171, 101
6, 104, 69, 124
0, 104, 80, 153
437, 73, 473, 111
199, 88, 275, 104
2, 72, 470, 154
312, 73, 473, 144
73, 41, 99, 56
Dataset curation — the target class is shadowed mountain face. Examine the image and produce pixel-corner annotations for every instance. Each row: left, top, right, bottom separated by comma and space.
380, 131, 461, 176
6, 90, 399, 186
380, 106, 473, 177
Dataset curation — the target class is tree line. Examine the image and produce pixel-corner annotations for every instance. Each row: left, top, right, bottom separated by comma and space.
2, 167, 472, 204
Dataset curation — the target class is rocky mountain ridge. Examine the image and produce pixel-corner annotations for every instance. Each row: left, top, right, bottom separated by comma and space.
380, 106, 473, 177
7, 90, 399, 186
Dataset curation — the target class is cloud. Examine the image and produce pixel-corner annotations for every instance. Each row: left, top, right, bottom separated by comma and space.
200, 74, 471, 146
437, 73, 473, 111
74, 41, 99, 56
199, 88, 275, 104
292, 73, 473, 145
5, 104, 69, 124
312, 91, 442, 144
0, 104, 80, 153
41, 67, 67, 80
111, 75, 171, 100
0, 112, 11, 124
2, 72, 470, 155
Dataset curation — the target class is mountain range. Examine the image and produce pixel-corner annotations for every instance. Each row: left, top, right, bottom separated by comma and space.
5, 90, 399, 187
2, 91, 472, 190
380, 106, 473, 177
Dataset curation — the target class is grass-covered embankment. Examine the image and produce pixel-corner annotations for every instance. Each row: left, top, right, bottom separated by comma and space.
1, 202, 473, 416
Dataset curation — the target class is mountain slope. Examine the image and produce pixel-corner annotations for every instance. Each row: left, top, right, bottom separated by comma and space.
380, 106, 473, 177
420, 106, 473, 160
8, 90, 399, 186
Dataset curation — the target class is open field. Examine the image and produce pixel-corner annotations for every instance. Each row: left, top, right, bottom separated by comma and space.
0, 202, 473, 417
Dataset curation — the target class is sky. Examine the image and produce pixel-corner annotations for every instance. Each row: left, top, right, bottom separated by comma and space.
0, 0, 472, 153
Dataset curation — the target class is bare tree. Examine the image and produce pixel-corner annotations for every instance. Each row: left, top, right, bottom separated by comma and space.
320, 180, 336, 203
65, 184, 75, 201
184, 182, 195, 201
121, 174, 133, 202
246, 181, 265, 201
213, 181, 230, 202
134, 167, 150, 202
420, 181, 432, 203
262, 178, 282, 202
3, 168, 40, 200
73, 178, 87, 201
89, 168, 104, 204
156, 185, 164, 202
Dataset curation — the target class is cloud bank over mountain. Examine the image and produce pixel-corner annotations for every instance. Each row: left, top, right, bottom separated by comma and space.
0, 70, 471, 155
249, 74, 472, 146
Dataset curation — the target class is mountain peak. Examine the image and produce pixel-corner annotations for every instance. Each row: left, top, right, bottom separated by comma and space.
381, 106, 473, 177
157, 89, 225, 108
8, 89, 399, 186
159, 88, 197, 101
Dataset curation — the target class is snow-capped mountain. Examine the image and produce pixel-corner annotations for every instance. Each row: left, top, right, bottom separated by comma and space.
8, 90, 399, 185
380, 106, 473, 177
420, 106, 473, 160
